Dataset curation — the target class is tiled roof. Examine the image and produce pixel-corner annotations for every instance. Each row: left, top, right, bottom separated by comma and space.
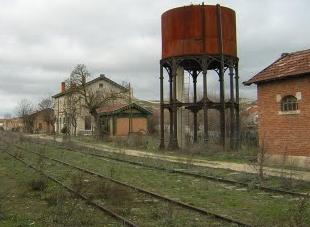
97, 103, 152, 115
244, 49, 310, 85
52, 74, 128, 98
97, 103, 128, 113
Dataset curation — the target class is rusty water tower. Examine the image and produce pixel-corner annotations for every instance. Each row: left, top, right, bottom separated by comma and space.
159, 4, 240, 150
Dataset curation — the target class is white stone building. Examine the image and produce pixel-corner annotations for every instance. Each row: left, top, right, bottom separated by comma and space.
52, 74, 129, 135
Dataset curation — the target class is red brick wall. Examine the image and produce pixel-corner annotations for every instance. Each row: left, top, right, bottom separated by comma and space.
257, 76, 310, 157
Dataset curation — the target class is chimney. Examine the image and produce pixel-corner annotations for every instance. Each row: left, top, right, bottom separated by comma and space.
281, 53, 289, 58
61, 82, 66, 92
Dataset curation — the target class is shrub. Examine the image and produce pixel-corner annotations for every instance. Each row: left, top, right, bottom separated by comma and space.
60, 126, 68, 134
29, 177, 48, 191
90, 181, 133, 205
70, 173, 87, 195
289, 196, 310, 227
45, 190, 70, 207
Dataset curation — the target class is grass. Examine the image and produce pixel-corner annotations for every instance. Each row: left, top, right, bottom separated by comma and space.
0, 150, 127, 226
0, 134, 230, 226
13, 138, 310, 226
73, 134, 258, 164
57, 138, 310, 194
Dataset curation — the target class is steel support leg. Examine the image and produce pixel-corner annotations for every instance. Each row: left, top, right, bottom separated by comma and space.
203, 71, 209, 143
193, 71, 198, 143
159, 64, 165, 149
229, 66, 235, 150
235, 65, 240, 149
219, 67, 226, 148
172, 66, 179, 149
168, 74, 174, 149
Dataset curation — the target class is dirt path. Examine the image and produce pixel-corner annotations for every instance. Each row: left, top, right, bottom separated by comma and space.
28, 134, 310, 182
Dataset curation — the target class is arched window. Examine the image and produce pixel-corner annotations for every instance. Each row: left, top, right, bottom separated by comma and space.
281, 95, 298, 111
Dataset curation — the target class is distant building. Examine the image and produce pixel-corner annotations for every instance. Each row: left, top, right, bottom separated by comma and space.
3, 117, 24, 132
31, 108, 54, 134
240, 102, 259, 130
0, 119, 4, 129
2, 108, 54, 134
244, 49, 310, 168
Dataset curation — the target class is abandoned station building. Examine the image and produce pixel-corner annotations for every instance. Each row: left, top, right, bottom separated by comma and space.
244, 49, 310, 168
53, 74, 152, 136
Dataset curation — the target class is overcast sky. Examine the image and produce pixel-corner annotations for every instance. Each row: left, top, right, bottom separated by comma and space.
0, 0, 309, 117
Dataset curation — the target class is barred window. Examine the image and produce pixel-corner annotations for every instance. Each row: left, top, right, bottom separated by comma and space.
281, 95, 298, 111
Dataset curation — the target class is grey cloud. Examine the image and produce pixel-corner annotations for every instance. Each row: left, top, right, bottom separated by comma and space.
0, 0, 309, 117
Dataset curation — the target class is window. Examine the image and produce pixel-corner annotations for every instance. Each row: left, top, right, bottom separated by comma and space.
85, 116, 91, 130
281, 95, 298, 111
99, 83, 103, 88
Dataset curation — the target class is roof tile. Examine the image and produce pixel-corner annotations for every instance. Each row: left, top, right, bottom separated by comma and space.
244, 49, 310, 85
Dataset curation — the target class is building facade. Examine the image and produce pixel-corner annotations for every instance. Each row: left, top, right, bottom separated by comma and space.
98, 103, 152, 136
32, 108, 54, 134
53, 74, 129, 135
3, 117, 24, 131
244, 49, 310, 168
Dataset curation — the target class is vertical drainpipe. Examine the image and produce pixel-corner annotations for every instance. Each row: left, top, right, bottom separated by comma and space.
202, 4, 209, 145
217, 4, 226, 148
57, 98, 60, 134
128, 83, 132, 135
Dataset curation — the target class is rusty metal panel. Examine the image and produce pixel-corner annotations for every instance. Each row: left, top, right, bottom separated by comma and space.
161, 5, 237, 59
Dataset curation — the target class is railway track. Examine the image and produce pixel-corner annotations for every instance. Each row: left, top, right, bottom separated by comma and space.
1, 149, 138, 227
31, 138, 309, 199
8, 142, 251, 227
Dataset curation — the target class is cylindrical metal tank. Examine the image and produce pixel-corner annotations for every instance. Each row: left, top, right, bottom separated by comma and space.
161, 5, 237, 59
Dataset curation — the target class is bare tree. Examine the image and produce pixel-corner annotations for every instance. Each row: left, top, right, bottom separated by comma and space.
38, 97, 53, 110
38, 97, 56, 134
63, 81, 80, 136
16, 99, 35, 133
69, 64, 128, 137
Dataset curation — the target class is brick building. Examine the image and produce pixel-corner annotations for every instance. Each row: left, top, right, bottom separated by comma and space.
244, 49, 310, 168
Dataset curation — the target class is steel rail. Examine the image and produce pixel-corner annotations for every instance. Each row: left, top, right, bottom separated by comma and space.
44, 141, 309, 199
13, 144, 251, 227
1, 150, 139, 227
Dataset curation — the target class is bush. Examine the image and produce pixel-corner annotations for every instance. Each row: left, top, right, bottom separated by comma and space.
89, 181, 133, 205
112, 134, 159, 152
60, 126, 68, 134
45, 190, 70, 207
289, 197, 310, 226
29, 177, 48, 191
70, 173, 87, 195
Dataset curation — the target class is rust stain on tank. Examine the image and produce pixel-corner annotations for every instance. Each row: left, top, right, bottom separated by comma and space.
161, 5, 237, 59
